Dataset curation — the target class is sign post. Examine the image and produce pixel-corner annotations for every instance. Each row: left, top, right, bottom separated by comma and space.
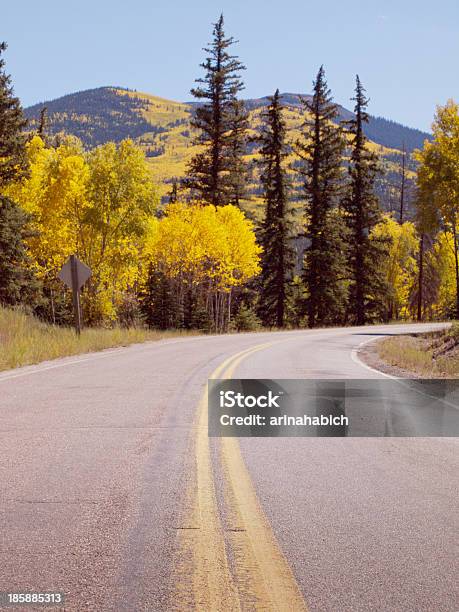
58, 255, 92, 335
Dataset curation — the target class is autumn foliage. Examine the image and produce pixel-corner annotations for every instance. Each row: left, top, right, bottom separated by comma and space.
5, 135, 261, 330
1, 29, 459, 333
143, 203, 261, 331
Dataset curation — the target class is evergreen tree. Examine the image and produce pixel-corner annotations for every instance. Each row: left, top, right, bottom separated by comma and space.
230, 303, 262, 331
0, 42, 28, 188
399, 142, 407, 223
343, 76, 385, 324
296, 66, 347, 327
186, 15, 247, 205
227, 96, 249, 206
168, 178, 179, 204
0, 197, 40, 307
37, 106, 48, 139
139, 265, 176, 329
257, 90, 293, 327
0, 43, 38, 307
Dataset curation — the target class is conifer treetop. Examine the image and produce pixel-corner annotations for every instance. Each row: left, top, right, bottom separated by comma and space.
0, 42, 28, 188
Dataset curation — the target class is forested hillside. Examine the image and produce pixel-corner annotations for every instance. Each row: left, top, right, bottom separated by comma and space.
25, 86, 430, 152
244, 92, 430, 151
25, 86, 428, 212
3, 14, 457, 336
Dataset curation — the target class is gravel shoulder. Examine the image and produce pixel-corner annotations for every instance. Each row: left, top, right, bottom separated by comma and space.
358, 337, 424, 378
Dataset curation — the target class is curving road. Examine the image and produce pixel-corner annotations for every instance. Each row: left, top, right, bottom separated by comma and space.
0, 323, 457, 611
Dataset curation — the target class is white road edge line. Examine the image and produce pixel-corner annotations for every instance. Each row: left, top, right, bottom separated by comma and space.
351, 332, 459, 413
350, 336, 397, 379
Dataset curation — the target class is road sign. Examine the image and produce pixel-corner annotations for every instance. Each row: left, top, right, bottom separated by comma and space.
58, 255, 92, 335
58, 256, 91, 290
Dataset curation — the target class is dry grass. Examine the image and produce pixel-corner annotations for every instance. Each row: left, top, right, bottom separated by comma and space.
378, 335, 436, 376
377, 324, 459, 377
0, 307, 196, 372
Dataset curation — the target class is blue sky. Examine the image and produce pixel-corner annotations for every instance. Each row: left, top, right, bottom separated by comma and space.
3, 0, 458, 131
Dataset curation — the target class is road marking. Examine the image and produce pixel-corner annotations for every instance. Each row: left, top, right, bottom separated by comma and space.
220, 351, 308, 610
175, 341, 308, 610
350, 323, 451, 379
350, 336, 397, 378
351, 334, 459, 414
173, 344, 272, 611
0, 323, 445, 382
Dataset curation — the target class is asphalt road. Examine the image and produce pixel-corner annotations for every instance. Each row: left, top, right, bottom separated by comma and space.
0, 323, 457, 611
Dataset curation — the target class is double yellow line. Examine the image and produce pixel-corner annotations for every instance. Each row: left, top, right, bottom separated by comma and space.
174, 342, 308, 611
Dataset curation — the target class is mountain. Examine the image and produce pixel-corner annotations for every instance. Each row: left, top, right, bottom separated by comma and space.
24, 86, 427, 211
25, 87, 187, 148
239, 93, 429, 152
25, 86, 430, 152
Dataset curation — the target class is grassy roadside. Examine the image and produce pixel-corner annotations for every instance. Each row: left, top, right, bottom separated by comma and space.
377, 324, 459, 377
0, 307, 197, 372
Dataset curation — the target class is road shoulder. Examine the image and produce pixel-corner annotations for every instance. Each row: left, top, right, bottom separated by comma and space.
357, 338, 422, 378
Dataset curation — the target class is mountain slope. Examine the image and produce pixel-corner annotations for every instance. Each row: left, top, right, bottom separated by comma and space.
242, 93, 430, 152
24, 87, 426, 212
25, 87, 190, 148
25, 86, 430, 152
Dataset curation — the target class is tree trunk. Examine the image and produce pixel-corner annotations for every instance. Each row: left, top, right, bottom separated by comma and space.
417, 234, 424, 322
453, 224, 459, 319
228, 289, 232, 329
50, 286, 56, 325
399, 142, 406, 224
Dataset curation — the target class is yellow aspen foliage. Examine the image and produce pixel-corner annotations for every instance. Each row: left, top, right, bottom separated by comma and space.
431, 232, 458, 316
83, 140, 158, 321
7, 135, 89, 277
143, 202, 261, 331
415, 100, 459, 317
8, 136, 159, 323
143, 202, 261, 290
372, 215, 418, 319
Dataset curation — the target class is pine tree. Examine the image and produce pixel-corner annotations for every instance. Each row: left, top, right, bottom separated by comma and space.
227, 96, 249, 207
399, 142, 407, 223
0, 43, 38, 307
257, 90, 293, 327
168, 178, 179, 203
186, 15, 247, 205
296, 66, 347, 328
37, 106, 48, 139
0, 42, 28, 188
0, 197, 40, 307
343, 76, 385, 325
139, 265, 175, 329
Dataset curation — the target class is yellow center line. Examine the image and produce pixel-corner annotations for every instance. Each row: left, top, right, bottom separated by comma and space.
220, 346, 309, 611
174, 340, 308, 611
